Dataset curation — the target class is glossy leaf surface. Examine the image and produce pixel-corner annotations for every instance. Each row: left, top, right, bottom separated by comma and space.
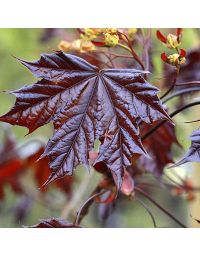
0, 51, 171, 188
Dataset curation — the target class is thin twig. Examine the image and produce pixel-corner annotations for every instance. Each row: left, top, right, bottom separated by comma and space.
135, 187, 187, 228
160, 67, 180, 100
74, 190, 105, 226
135, 196, 157, 227
142, 101, 200, 141
118, 32, 145, 70
162, 87, 200, 104
163, 173, 183, 188
176, 81, 200, 86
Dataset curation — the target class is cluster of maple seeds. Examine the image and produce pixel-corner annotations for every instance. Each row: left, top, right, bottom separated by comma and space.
157, 28, 186, 68
58, 28, 138, 53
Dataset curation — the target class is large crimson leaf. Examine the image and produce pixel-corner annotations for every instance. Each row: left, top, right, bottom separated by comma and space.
0, 51, 171, 188
172, 128, 200, 167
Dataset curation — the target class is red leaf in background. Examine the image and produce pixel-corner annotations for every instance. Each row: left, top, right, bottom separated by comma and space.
136, 121, 180, 175
0, 130, 24, 199
25, 147, 73, 195
0, 52, 171, 189
29, 218, 81, 228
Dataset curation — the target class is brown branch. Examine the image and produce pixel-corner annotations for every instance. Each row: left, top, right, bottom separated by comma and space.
134, 196, 157, 227
176, 81, 200, 86
160, 66, 180, 100
142, 101, 200, 141
118, 32, 145, 70
74, 188, 105, 226
135, 187, 187, 228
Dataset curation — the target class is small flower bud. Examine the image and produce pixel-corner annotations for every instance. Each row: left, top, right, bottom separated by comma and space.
58, 40, 71, 52
166, 34, 181, 49
161, 50, 186, 67
104, 33, 119, 47
167, 53, 186, 66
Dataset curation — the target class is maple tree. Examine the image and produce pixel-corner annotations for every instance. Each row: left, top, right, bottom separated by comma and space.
1, 28, 200, 228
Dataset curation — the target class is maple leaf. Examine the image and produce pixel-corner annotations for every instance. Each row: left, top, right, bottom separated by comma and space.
171, 128, 200, 167
28, 218, 81, 228
0, 51, 172, 189
136, 121, 180, 175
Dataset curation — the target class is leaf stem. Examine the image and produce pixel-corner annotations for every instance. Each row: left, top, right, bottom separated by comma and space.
162, 87, 200, 104
117, 32, 145, 70
135, 187, 187, 228
175, 81, 200, 86
74, 189, 105, 226
160, 67, 180, 100
134, 196, 157, 227
142, 101, 200, 141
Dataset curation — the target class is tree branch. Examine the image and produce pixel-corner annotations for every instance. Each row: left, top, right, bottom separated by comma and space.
142, 101, 200, 141
135, 187, 187, 228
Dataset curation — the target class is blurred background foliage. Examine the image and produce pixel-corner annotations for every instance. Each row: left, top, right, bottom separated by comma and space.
0, 28, 200, 228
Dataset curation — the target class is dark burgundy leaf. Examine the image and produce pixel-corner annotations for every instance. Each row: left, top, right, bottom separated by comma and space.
0, 51, 171, 189
171, 128, 200, 167
29, 218, 81, 228
136, 121, 180, 175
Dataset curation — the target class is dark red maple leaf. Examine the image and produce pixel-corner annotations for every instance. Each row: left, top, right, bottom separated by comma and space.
0, 51, 172, 189
135, 121, 180, 175
29, 218, 81, 228
171, 128, 200, 167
